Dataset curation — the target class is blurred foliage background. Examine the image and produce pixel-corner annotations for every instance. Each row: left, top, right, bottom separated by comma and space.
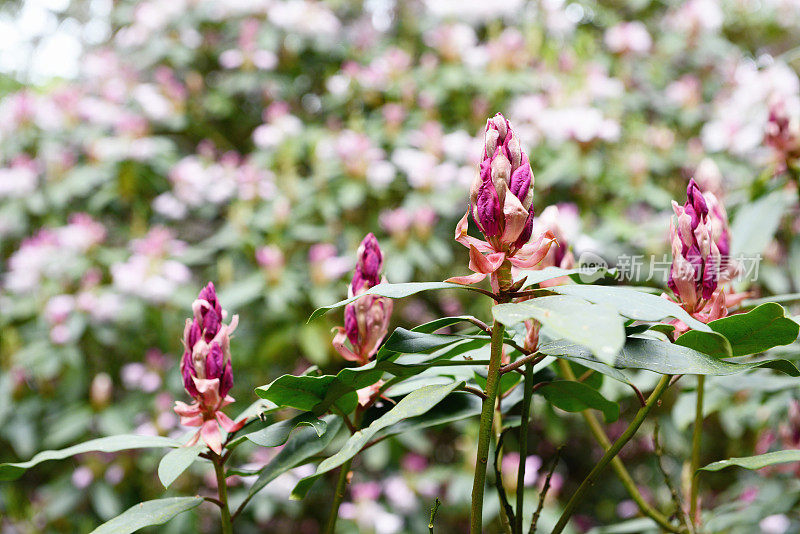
2, 0, 800, 532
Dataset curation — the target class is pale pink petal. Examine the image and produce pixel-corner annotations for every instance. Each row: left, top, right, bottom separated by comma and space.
469, 246, 506, 275
445, 272, 488, 285
180, 414, 204, 427
509, 232, 556, 269
332, 327, 362, 362
173, 401, 202, 417
454, 211, 494, 253
500, 189, 528, 245
186, 430, 201, 447
216, 411, 245, 433
201, 419, 223, 455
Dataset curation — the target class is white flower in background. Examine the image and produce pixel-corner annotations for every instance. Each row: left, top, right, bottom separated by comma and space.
111, 227, 191, 303
702, 60, 800, 156
0, 156, 38, 199
605, 22, 652, 55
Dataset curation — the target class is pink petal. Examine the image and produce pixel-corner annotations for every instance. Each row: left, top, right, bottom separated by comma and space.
445, 272, 488, 285
180, 414, 205, 427
173, 401, 201, 417
454, 211, 494, 253
201, 419, 223, 455
332, 327, 362, 363
500, 187, 528, 245
186, 430, 201, 447
215, 411, 245, 433
509, 232, 556, 269
469, 246, 506, 275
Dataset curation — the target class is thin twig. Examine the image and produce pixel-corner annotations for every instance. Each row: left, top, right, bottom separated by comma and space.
576, 369, 594, 382
654, 422, 694, 534
499, 353, 545, 374
466, 317, 491, 333
461, 385, 488, 400
504, 338, 532, 356
428, 498, 442, 533
204, 496, 223, 509
493, 429, 516, 531
530, 447, 562, 534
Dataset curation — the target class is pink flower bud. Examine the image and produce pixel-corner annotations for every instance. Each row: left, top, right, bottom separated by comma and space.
333, 234, 393, 365
668, 179, 726, 312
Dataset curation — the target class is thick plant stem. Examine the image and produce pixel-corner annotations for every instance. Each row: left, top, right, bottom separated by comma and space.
515, 362, 535, 534
689, 375, 705, 525
325, 457, 354, 534
470, 319, 507, 533
212, 454, 233, 534
551, 374, 672, 534
557, 360, 683, 533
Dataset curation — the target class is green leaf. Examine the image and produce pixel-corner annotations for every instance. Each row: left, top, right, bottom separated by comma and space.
0, 435, 179, 481
699, 450, 800, 472
245, 416, 343, 503
291, 381, 463, 499
245, 412, 327, 447
518, 266, 614, 287
542, 338, 800, 376
382, 328, 488, 356
493, 295, 625, 364
549, 285, 712, 333
675, 330, 733, 358
731, 190, 792, 257
538, 381, 620, 422
708, 303, 799, 356
158, 444, 205, 489
308, 282, 482, 322
409, 315, 484, 334
620, 338, 799, 376
255, 374, 360, 415
89, 496, 203, 534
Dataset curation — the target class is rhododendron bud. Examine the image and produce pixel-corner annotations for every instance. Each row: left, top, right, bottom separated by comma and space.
449, 113, 555, 292
668, 179, 723, 313
174, 282, 244, 454
333, 234, 393, 365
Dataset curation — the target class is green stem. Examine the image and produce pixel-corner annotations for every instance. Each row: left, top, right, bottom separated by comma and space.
470, 319, 507, 533
324, 457, 354, 534
551, 374, 672, 534
212, 454, 233, 534
557, 361, 683, 533
515, 362, 535, 534
689, 375, 705, 525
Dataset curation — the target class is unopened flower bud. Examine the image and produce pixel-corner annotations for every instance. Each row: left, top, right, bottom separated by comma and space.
668, 179, 725, 312
333, 234, 393, 365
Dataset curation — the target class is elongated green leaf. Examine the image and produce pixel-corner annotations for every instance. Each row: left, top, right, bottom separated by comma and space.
255, 374, 360, 415
708, 303, 799, 356
245, 412, 327, 447
538, 381, 620, 422
541, 338, 800, 376
0, 435, 179, 481
383, 328, 488, 355
246, 416, 342, 503
731, 189, 792, 257
619, 338, 800, 376
675, 330, 733, 358
493, 295, 625, 364
410, 315, 484, 334
158, 444, 205, 489
89, 496, 203, 534
699, 450, 800, 472
291, 381, 463, 499
518, 266, 613, 287
549, 285, 712, 332
308, 282, 481, 322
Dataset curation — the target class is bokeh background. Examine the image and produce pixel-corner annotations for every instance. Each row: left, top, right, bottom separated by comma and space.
2, 0, 800, 532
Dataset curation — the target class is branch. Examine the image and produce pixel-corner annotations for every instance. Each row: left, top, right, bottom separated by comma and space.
529, 447, 562, 534
499, 352, 545, 375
